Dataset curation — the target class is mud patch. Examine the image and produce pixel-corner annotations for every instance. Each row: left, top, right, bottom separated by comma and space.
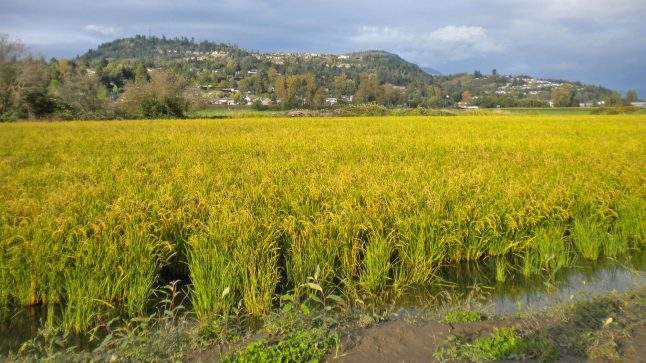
338, 319, 515, 362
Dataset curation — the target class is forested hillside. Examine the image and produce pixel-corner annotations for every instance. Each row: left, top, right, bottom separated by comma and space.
0, 35, 633, 120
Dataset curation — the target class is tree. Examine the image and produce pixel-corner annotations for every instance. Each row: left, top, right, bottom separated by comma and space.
378, 84, 403, 106
274, 73, 324, 108
551, 84, 576, 107
473, 70, 483, 78
0, 34, 25, 118
239, 74, 263, 95
13, 58, 55, 118
354, 73, 382, 103
133, 62, 149, 83
332, 74, 355, 98
302, 73, 325, 108
461, 90, 473, 104
56, 72, 110, 118
119, 70, 188, 118
492, 69, 497, 76
274, 75, 289, 107
626, 89, 638, 103
604, 91, 624, 107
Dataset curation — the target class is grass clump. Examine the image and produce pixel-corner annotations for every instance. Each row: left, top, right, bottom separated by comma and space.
434, 327, 559, 362
223, 328, 336, 363
442, 310, 483, 323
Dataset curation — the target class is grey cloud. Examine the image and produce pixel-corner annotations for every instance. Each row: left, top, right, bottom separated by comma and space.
0, 0, 644, 95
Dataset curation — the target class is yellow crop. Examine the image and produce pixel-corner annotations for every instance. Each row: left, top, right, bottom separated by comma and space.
0, 115, 644, 330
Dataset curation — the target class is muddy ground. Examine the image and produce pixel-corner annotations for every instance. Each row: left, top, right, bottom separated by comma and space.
334, 290, 645, 362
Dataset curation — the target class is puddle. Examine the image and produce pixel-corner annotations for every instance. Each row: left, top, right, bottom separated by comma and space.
491, 262, 645, 314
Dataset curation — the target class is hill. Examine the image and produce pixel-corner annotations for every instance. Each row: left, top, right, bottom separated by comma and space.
79, 36, 433, 88
76, 35, 618, 109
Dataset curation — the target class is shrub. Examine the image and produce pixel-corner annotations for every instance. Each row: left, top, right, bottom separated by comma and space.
338, 103, 388, 116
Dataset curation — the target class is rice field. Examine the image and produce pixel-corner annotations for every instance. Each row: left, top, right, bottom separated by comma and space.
0, 115, 644, 331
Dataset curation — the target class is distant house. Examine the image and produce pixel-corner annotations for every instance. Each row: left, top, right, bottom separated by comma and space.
216, 99, 237, 106
457, 102, 479, 109
325, 97, 338, 106
579, 102, 593, 107
337, 55, 350, 60
631, 102, 646, 108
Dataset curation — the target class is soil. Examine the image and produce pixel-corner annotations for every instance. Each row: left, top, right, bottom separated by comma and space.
336, 319, 513, 363
186, 289, 646, 362
334, 293, 646, 363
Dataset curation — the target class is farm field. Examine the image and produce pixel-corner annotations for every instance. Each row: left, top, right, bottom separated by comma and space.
0, 115, 645, 359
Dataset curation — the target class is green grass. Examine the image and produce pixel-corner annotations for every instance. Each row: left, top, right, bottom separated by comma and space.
434, 327, 559, 362
443, 310, 483, 323
0, 115, 644, 332
223, 328, 336, 363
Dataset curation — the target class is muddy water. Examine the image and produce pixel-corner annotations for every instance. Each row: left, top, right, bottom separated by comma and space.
396, 250, 646, 316
1, 252, 644, 356
491, 262, 645, 314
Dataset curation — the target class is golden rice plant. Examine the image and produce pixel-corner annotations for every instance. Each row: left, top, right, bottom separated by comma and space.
0, 114, 643, 331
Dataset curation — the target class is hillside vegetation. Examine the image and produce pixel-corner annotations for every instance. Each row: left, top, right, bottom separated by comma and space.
1, 35, 632, 121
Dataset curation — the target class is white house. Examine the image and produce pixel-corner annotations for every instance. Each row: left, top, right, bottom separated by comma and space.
457, 102, 479, 109
325, 97, 338, 106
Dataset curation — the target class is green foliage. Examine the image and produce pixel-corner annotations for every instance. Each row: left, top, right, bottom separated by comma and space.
338, 103, 388, 116
434, 327, 559, 362
443, 310, 483, 323
625, 89, 638, 103
140, 97, 185, 118
1, 35, 622, 120
119, 70, 188, 118
551, 84, 577, 107
223, 328, 335, 363
604, 92, 626, 107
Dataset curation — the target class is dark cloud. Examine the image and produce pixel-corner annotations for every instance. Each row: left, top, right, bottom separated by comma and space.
1, 0, 644, 95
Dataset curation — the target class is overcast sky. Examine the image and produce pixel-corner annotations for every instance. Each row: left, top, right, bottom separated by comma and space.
2, 0, 645, 96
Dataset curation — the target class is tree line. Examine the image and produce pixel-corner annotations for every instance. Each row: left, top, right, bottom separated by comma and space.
1, 35, 189, 120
